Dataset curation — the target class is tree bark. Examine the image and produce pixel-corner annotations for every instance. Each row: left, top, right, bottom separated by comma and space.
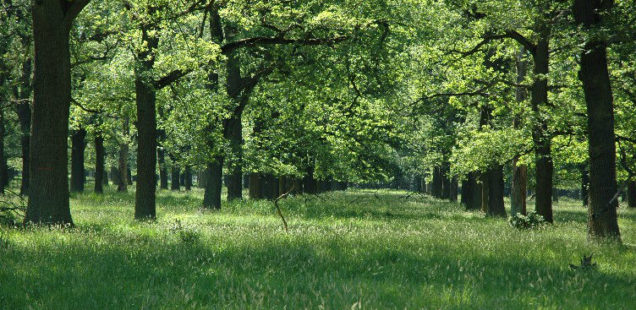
134, 27, 158, 220
249, 173, 263, 199
449, 177, 458, 202
202, 158, 223, 209
25, 0, 90, 225
170, 162, 180, 191
487, 166, 506, 217
70, 128, 87, 192
627, 180, 636, 208
530, 35, 553, 223
157, 147, 168, 190
184, 165, 192, 191
303, 166, 317, 194
574, 0, 621, 240
480, 173, 489, 213
94, 135, 105, 193
117, 142, 128, 192
431, 167, 443, 198
511, 46, 528, 216
225, 115, 243, 200
581, 164, 589, 206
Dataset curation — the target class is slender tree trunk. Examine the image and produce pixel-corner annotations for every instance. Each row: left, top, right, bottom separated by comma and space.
117, 142, 128, 192
225, 115, 243, 200
25, 1, 89, 225
0, 106, 6, 195
70, 128, 86, 192
157, 147, 168, 190
449, 177, 458, 202
94, 135, 105, 193
487, 166, 506, 217
184, 165, 192, 191
511, 46, 528, 216
170, 162, 180, 191
574, 0, 620, 240
531, 35, 553, 223
202, 158, 223, 209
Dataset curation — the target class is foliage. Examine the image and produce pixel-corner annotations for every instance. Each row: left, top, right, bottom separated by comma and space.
508, 211, 546, 230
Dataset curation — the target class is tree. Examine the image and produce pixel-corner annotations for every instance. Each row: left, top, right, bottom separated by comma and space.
24, 0, 91, 225
573, 0, 621, 241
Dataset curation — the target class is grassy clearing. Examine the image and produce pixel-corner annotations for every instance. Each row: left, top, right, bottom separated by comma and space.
0, 188, 634, 309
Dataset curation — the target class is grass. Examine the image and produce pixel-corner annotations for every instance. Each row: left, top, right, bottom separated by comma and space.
0, 187, 635, 309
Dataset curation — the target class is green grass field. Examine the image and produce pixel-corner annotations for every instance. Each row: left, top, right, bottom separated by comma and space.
1, 188, 634, 309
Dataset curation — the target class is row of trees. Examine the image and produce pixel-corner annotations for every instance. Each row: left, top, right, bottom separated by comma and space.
0, 0, 634, 243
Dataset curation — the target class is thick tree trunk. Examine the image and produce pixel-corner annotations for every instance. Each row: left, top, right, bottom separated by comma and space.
184, 165, 192, 191
202, 158, 223, 209
262, 174, 279, 200
460, 175, 472, 207
94, 135, 105, 193
487, 166, 506, 217
441, 168, 451, 200
574, 0, 620, 240
531, 36, 553, 223
25, 1, 88, 225
70, 128, 86, 192
431, 167, 443, 198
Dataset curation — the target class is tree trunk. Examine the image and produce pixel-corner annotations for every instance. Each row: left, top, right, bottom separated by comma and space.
574, 0, 620, 240
225, 116, 243, 200
460, 175, 472, 207
303, 166, 317, 194
0, 106, 6, 194
431, 167, 443, 198
157, 147, 168, 190
511, 157, 527, 216
70, 128, 86, 192
184, 165, 192, 191
480, 173, 489, 213
511, 46, 528, 216
531, 35, 553, 223
117, 142, 128, 192
627, 180, 636, 208
262, 174, 279, 200
441, 168, 451, 200
170, 163, 180, 191
249, 173, 263, 199
487, 166, 506, 217
449, 177, 458, 202
25, 0, 88, 225
134, 28, 158, 219
202, 158, 223, 209
94, 135, 105, 194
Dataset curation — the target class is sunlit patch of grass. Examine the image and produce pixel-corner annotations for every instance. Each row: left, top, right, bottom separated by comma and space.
0, 188, 634, 309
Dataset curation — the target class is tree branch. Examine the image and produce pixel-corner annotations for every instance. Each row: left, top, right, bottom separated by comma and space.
221, 35, 348, 54
154, 69, 192, 90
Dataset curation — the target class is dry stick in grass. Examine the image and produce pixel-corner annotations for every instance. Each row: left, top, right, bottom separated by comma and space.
274, 185, 296, 232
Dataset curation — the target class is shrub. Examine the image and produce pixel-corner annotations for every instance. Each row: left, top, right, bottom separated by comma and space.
508, 212, 546, 229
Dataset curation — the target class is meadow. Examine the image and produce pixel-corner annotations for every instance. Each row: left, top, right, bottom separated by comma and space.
1, 188, 634, 309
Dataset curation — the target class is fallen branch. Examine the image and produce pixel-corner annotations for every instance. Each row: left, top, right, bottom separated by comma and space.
274, 185, 296, 232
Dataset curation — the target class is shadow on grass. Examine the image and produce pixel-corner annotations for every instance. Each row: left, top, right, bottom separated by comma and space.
1, 231, 633, 309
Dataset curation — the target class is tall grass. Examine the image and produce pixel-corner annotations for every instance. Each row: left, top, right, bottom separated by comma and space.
0, 188, 634, 309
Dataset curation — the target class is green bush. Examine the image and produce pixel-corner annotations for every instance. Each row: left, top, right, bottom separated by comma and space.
508, 212, 546, 229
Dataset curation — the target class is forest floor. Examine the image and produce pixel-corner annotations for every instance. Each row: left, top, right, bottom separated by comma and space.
1, 188, 635, 309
